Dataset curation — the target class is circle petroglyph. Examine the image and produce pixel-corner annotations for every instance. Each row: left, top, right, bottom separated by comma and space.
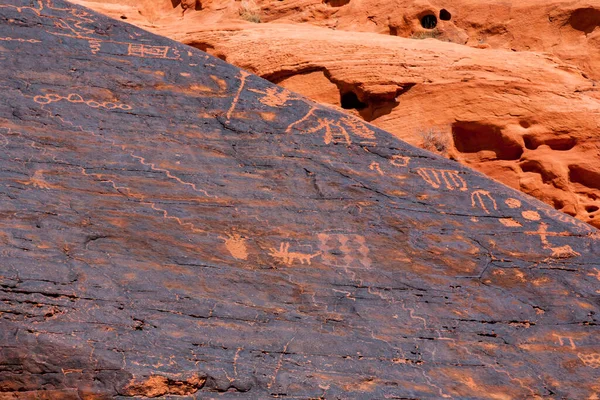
522, 210, 541, 221
505, 198, 522, 209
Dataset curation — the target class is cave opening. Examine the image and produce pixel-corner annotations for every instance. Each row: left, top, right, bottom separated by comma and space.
341, 92, 367, 110
421, 14, 438, 29
439, 9, 451, 21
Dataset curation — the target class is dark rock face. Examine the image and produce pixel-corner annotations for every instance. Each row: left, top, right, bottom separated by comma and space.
0, 1, 599, 398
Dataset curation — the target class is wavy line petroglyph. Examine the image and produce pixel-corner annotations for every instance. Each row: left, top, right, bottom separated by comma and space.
34, 93, 132, 110
0, 37, 41, 43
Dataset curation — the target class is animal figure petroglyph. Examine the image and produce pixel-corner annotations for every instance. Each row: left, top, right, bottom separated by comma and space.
268, 242, 321, 265
416, 168, 467, 191
249, 87, 294, 107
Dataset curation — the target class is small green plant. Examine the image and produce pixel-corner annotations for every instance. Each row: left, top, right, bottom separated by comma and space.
411, 28, 441, 40
239, 0, 261, 23
418, 128, 449, 155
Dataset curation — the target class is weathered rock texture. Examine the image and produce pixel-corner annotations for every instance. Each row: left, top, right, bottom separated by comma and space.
1, 1, 600, 398
71, 0, 600, 231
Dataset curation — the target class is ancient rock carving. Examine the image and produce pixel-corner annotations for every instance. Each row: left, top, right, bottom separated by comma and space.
525, 222, 580, 259
578, 353, 600, 369
286, 107, 377, 146
34, 93, 132, 111
554, 334, 577, 349
505, 198, 522, 209
498, 218, 522, 227
268, 242, 321, 265
369, 162, 384, 175
522, 210, 541, 221
390, 155, 410, 167
471, 190, 498, 214
128, 44, 170, 59
249, 87, 294, 107
416, 168, 468, 191
226, 70, 250, 120
18, 170, 55, 190
221, 233, 249, 260
0, 37, 40, 43
318, 233, 371, 269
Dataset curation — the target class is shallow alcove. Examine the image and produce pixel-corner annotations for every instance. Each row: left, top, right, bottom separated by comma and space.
341, 92, 367, 110
324, 0, 351, 7
439, 9, 451, 21
568, 8, 600, 34
421, 14, 438, 29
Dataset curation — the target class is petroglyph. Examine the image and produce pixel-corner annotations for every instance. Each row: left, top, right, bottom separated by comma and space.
544, 208, 594, 233
0, 37, 41, 43
318, 233, 371, 269
499, 218, 522, 227
128, 44, 174, 59
369, 162, 384, 175
390, 155, 410, 167
268, 242, 321, 266
221, 233, 249, 260
249, 87, 294, 107
416, 168, 468, 191
579, 353, 600, 369
525, 222, 580, 259
0, 127, 9, 147
522, 210, 541, 221
554, 334, 577, 349
286, 108, 376, 146
505, 198, 522, 209
226, 70, 250, 120
34, 93, 132, 110
471, 190, 498, 214
588, 268, 600, 282
18, 170, 55, 190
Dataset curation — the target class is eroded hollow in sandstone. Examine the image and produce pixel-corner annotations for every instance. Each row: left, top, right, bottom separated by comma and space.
452, 121, 524, 161
340, 91, 367, 110
439, 9, 451, 21
420, 14, 437, 29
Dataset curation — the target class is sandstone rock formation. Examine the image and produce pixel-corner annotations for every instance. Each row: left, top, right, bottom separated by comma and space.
72, 0, 600, 231
1, 1, 600, 398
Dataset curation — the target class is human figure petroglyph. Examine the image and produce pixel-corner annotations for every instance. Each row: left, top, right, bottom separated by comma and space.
268, 242, 321, 266
34, 93, 132, 111
525, 222, 580, 259
471, 190, 497, 214
318, 233, 371, 269
416, 168, 468, 191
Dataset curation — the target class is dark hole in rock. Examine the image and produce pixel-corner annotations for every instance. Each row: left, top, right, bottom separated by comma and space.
439, 9, 451, 21
586, 205, 599, 213
120, 15, 127, 19
452, 121, 523, 160
324, 0, 350, 7
523, 134, 577, 151
341, 92, 367, 110
569, 165, 600, 190
421, 14, 438, 29
568, 8, 600, 34
520, 160, 554, 184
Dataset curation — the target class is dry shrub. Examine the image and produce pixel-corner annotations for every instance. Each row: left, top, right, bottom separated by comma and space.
239, 0, 261, 23
418, 128, 450, 155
